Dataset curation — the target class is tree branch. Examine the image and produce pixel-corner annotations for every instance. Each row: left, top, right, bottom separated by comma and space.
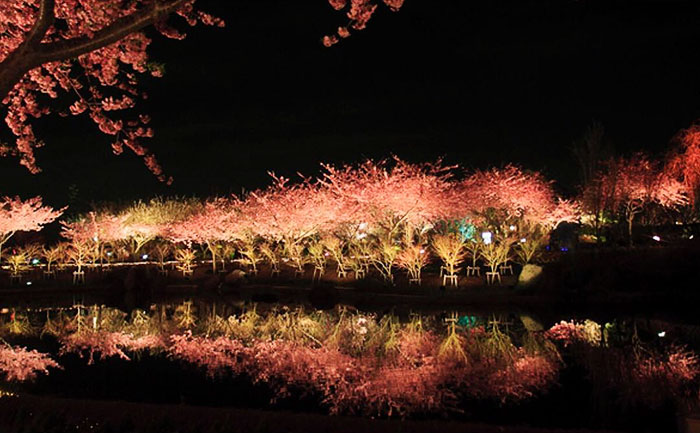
25, 0, 56, 47
0, 0, 190, 102
36, 0, 190, 64
0, 0, 56, 101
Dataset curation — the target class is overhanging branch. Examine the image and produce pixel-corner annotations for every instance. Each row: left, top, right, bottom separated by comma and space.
36, 0, 190, 64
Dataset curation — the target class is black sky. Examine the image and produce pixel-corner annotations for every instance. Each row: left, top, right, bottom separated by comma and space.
1, 0, 699, 213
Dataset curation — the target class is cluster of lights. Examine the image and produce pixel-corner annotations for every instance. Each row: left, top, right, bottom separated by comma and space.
481, 231, 492, 245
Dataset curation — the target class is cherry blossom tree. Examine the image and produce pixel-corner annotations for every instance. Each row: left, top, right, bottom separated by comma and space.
0, 195, 63, 262
461, 165, 578, 230
0, 0, 223, 180
320, 158, 459, 239
667, 123, 700, 207
593, 154, 687, 244
168, 198, 238, 272
241, 174, 349, 253
61, 210, 124, 265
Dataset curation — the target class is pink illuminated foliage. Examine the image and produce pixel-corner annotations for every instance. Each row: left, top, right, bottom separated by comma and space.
620, 346, 700, 408
167, 198, 239, 271
320, 158, 459, 235
590, 153, 687, 242
61, 211, 124, 244
241, 175, 348, 243
0, 195, 64, 261
461, 165, 579, 230
323, 0, 404, 47
0, 0, 223, 181
167, 325, 560, 417
668, 124, 700, 206
0, 343, 60, 382
59, 330, 164, 365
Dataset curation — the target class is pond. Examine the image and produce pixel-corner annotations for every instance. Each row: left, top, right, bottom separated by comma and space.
1, 299, 699, 433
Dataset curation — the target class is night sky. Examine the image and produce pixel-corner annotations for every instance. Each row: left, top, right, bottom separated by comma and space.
1, 0, 699, 213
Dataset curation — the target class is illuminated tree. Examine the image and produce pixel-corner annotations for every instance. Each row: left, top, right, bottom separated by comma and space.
174, 247, 195, 276
479, 234, 514, 284
149, 239, 172, 273
307, 238, 328, 276
667, 123, 700, 206
462, 165, 578, 230
237, 236, 260, 275
396, 242, 430, 285
322, 0, 404, 47
0, 196, 63, 263
65, 238, 91, 276
240, 174, 349, 278
464, 239, 481, 273
120, 197, 198, 256
217, 242, 237, 273
7, 250, 29, 278
41, 243, 64, 274
243, 174, 345, 244
579, 159, 622, 243
259, 240, 282, 276
431, 232, 465, 278
320, 158, 458, 239
283, 241, 308, 276
61, 210, 123, 265
514, 221, 547, 265
369, 235, 399, 284
321, 235, 350, 277
595, 154, 687, 244
168, 199, 237, 272
0, 0, 223, 179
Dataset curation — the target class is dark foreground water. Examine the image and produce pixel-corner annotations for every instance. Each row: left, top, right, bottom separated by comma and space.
1, 299, 698, 433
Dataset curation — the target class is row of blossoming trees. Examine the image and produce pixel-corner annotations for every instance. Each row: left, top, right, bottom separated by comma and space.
3, 144, 699, 285
3, 158, 581, 285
